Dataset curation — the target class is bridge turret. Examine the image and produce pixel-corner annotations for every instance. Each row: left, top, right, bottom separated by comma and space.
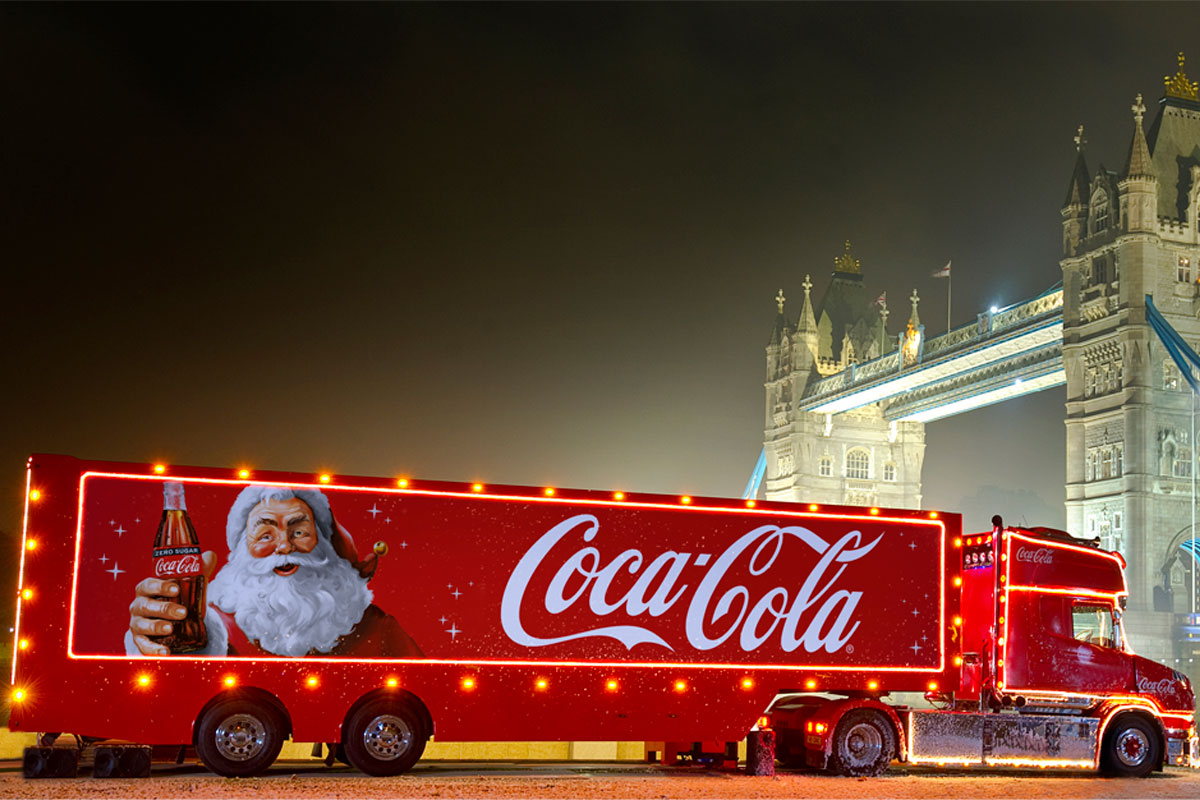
795, 274, 820, 368
1119, 93, 1158, 233
1061, 125, 1090, 257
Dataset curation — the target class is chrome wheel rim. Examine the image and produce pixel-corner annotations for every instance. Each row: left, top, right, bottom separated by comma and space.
362, 714, 413, 761
214, 713, 267, 762
1115, 727, 1150, 767
840, 722, 883, 767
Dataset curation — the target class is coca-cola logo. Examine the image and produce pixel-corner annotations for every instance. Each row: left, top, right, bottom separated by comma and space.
1136, 676, 1177, 696
1015, 547, 1054, 565
501, 515, 882, 655
155, 553, 202, 578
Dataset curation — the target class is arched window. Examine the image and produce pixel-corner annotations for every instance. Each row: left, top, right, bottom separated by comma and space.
846, 448, 870, 480
1090, 189, 1109, 234
883, 462, 896, 482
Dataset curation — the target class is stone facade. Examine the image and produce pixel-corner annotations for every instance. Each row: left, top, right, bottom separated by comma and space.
763, 246, 927, 509
1060, 62, 1200, 666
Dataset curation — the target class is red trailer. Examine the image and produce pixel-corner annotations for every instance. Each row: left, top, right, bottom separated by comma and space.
10, 454, 1196, 779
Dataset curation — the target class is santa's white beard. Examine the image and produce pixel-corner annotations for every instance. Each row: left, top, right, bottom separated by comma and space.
208, 537, 373, 656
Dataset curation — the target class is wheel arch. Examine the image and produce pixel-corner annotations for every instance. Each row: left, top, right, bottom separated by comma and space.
806, 698, 906, 763
191, 687, 293, 746
343, 687, 433, 741
1099, 706, 1167, 772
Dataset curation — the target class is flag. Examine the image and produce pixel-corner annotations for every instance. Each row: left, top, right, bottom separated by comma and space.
874, 291, 887, 307
932, 260, 951, 279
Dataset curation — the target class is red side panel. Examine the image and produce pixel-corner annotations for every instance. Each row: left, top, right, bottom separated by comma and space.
12, 455, 961, 744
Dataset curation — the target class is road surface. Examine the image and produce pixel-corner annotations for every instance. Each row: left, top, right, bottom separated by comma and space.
3, 760, 1199, 799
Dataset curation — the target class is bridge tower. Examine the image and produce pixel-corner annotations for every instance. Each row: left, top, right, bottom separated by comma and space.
763, 243, 926, 508
1061, 55, 1200, 665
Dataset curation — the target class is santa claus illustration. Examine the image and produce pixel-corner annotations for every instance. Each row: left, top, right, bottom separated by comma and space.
126, 485, 422, 658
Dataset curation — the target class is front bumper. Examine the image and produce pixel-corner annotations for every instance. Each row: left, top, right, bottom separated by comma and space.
1166, 729, 1200, 768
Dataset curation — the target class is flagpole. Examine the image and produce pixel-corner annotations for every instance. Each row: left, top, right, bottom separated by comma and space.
947, 268, 952, 333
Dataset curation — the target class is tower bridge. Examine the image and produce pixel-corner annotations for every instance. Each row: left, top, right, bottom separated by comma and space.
797, 285, 1064, 423
760, 56, 1200, 669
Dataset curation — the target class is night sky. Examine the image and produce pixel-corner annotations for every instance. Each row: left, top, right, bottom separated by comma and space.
3, 2, 1199, 538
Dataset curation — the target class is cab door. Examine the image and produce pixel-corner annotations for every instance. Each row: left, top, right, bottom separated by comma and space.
1018, 596, 1132, 694
1061, 600, 1133, 694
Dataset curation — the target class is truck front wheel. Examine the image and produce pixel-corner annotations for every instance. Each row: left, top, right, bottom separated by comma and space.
194, 697, 285, 777
341, 698, 427, 776
1101, 715, 1161, 778
828, 709, 896, 777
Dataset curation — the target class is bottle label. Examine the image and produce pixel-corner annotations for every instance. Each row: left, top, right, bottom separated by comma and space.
154, 546, 202, 578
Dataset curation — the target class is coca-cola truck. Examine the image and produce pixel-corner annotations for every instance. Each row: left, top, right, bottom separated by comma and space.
8, 454, 1198, 779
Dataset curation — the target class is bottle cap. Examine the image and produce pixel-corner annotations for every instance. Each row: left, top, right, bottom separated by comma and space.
163, 481, 187, 510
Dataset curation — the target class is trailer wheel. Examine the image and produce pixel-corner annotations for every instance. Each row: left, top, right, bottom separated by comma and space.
195, 697, 285, 777
828, 709, 896, 777
1101, 715, 1160, 778
342, 697, 427, 776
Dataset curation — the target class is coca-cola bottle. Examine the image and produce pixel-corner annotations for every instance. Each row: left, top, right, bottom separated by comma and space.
151, 482, 208, 653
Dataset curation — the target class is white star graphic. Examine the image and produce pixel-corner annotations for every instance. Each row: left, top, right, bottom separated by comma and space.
367, 504, 381, 519
115, 525, 126, 537
98, 554, 110, 565
910, 640, 923, 655
446, 623, 461, 640
909, 541, 917, 551
385, 517, 391, 524
451, 588, 462, 599
439, 616, 447, 625
911, 608, 919, 617
400, 541, 408, 549
106, 562, 125, 581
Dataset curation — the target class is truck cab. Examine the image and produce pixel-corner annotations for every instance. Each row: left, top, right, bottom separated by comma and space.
767, 518, 1198, 776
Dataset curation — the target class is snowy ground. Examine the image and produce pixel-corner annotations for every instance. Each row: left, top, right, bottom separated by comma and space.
3, 761, 1199, 799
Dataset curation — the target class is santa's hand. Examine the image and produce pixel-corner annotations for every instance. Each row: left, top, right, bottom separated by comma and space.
128, 551, 218, 656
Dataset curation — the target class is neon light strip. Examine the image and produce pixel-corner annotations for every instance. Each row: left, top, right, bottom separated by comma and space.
1007, 532, 1127, 573
1007, 585, 1126, 600
68, 471, 948, 673
76, 470, 949, 523
1009, 691, 1194, 721
1000, 533, 1010, 690
984, 757, 1094, 769
11, 464, 31, 685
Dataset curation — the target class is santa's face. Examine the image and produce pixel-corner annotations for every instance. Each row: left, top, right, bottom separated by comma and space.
245, 497, 318, 575
209, 492, 374, 656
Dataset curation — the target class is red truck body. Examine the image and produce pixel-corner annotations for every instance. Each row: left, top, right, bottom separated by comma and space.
10, 454, 1197, 778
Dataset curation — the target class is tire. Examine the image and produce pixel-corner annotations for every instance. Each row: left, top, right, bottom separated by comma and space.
1101, 715, 1160, 778
828, 709, 896, 777
195, 697, 285, 777
341, 697, 427, 776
